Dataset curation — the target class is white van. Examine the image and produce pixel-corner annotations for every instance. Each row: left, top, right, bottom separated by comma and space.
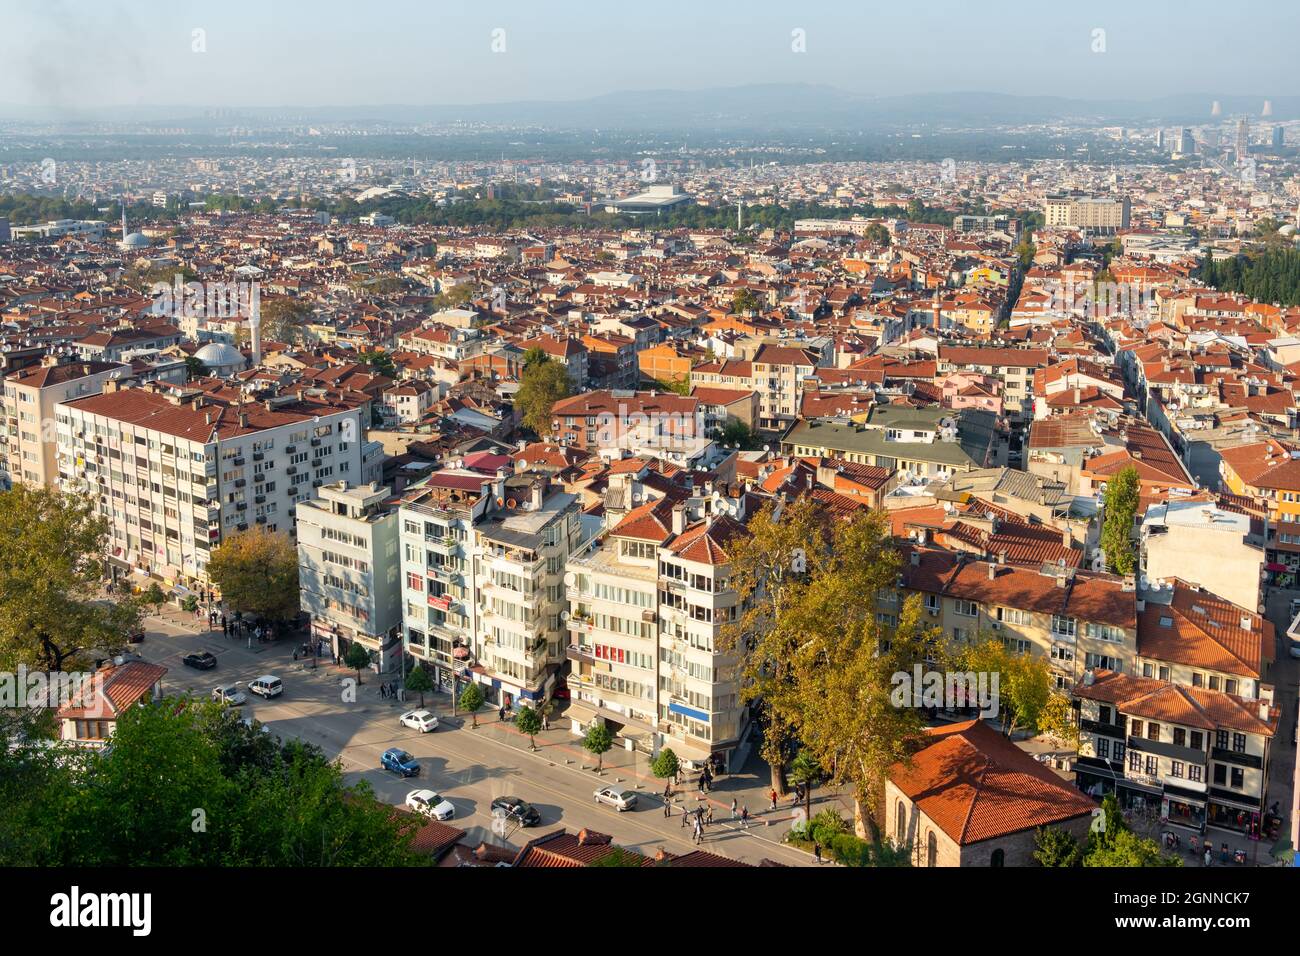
247, 675, 283, 698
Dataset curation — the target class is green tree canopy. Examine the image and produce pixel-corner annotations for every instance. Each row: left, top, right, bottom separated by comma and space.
515, 706, 542, 749
582, 722, 614, 771
515, 354, 573, 436
1101, 465, 1140, 575
404, 664, 433, 707
650, 747, 680, 780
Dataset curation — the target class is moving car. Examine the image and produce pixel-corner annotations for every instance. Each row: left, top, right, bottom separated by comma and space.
399, 709, 439, 732
183, 651, 218, 670
405, 789, 455, 821
247, 675, 283, 698
381, 748, 420, 777
489, 796, 541, 827
212, 684, 247, 706
593, 785, 637, 811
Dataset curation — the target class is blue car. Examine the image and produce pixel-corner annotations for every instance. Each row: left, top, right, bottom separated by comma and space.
381, 748, 420, 777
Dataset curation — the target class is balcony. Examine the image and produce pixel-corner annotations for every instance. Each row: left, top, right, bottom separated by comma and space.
565, 643, 595, 664
1211, 747, 1262, 770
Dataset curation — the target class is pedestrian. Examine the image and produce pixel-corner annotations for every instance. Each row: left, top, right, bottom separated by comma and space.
770, 789, 778, 812
813, 842, 822, 864
379, 683, 386, 699
222, 621, 229, 637
693, 821, 702, 845
740, 805, 749, 828
730, 798, 738, 821
706, 805, 714, 826
1204, 847, 1212, 867
664, 800, 671, 819
680, 805, 688, 827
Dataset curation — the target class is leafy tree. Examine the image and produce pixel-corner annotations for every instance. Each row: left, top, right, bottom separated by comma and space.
1039, 692, 1080, 746
206, 526, 300, 623
955, 636, 1053, 737
1034, 825, 1083, 867
582, 721, 614, 771
1101, 465, 1140, 575
718, 418, 760, 450
731, 288, 762, 315
1085, 828, 1183, 867
515, 354, 573, 436
650, 747, 680, 780
142, 582, 167, 612
1015, 240, 1037, 271
0, 486, 144, 672
788, 750, 822, 822
258, 297, 315, 346
184, 355, 208, 381
515, 705, 542, 750
404, 664, 433, 707
459, 681, 484, 728
344, 643, 372, 684
359, 349, 396, 378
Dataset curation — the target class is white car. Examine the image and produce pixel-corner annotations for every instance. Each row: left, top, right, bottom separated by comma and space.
212, 684, 247, 706
406, 789, 455, 821
247, 675, 283, 698
593, 786, 637, 811
399, 709, 439, 733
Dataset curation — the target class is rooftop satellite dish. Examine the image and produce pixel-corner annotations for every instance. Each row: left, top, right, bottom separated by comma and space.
1058, 557, 1067, 568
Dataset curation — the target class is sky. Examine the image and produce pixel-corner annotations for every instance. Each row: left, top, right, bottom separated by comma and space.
2, 0, 1297, 113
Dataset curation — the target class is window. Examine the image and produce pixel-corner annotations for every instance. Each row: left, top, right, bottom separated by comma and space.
896, 802, 907, 846
1208, 676, 1220, 691
1171, 760, 1184, 778
1173, 728, 1186, 747
1230, 767, 1244, 789
926, 831, 937, 868
1147, 722, 1160, 741
1097, 738, 1110, 759
1130, 719, 1143, 737
954, 599, 978, 618
990, 848, 1004, 867
1215, 730, 1229, 750
1189, 764, 1203, 783
1232, 733, 1246, 754
1128, 751, 1141, 773
1051, 615, 1076, 637
1145, 756, 1158, 776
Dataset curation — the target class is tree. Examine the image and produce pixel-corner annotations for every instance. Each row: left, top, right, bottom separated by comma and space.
788, 750, 822, 822
515, 705, 542, 750
721, 496, 827, 794
0, 486, 144, 672
955, 636, 1053, 737
1101, 465, 1140, 575
1015, 240, 1036, 271
184, 355, 208, 381
515, 354, 573, 436
459, 682, 484, 728
404, 664, 433, 707
344, 643, 372, 684
718, 418, 760, 450
1034, 825, 1083, 867
205, 526, 300, 623
864, 222, 891, 247
650, 747, 679, 781
731, 288, 762, 315
359, 350, 396, 378
258, 297, 315, 346
0, 698, 426, 866
1085, 828, 1183, 867
582, 721, 614, 772
141, 582, 167, 612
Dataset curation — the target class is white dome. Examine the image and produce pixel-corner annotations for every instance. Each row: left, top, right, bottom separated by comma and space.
193, 342, 245, 369
119, 232, 151, 249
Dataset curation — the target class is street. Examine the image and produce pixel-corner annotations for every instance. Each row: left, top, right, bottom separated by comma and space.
135, 610, 823, 866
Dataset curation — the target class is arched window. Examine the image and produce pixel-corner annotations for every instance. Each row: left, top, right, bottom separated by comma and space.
990, 848, 1005, 867
926, 830, 938, 867
896, 801, 907, 846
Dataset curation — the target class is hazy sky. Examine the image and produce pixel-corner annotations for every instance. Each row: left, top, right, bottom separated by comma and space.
3, 0, 1297, 112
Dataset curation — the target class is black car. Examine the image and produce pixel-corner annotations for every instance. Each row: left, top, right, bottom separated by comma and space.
127, 629, 146, 644
182, 651, 218, 670
490, 796, 542, 827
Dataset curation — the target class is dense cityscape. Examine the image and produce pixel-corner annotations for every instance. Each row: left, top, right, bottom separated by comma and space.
2, 2, 1299, 933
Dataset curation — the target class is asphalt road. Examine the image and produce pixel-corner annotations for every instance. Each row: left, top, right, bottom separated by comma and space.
138, 615, 816, 866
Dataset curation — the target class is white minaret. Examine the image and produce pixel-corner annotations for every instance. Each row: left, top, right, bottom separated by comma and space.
120, 196, 127, 240
247, 282, 262, 367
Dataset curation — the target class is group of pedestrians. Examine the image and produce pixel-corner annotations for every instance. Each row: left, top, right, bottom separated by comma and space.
379, 682, 401, 700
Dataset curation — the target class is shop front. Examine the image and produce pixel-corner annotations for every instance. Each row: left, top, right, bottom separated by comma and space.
1208, 792, 1262, 837
1162, 787, 1207, 831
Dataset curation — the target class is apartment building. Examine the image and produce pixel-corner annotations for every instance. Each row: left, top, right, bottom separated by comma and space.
1073, 669, 1279, 836
398, 470, 588, 708
550, 390, 704, 454
1043, 193, 1131, 233
297, 481, 402, 670
938, 346, 1050, 422
897, 545, 1138, 692
2, 358, 129, 488
56, 382, 365, 588
750, 343, 821, 429
1140, 501, 1264, 613
565, 499, 750, 770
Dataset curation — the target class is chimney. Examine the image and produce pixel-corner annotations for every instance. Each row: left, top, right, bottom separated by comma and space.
1259, 701, 1270, 721
987, 561, 996, 580
1062, 527, 1072, 548
910, 551, 920, 566
530, 477, 546, 510
1056, 573, 1068, 589
671, 503, 687, 535
997, 550, 1006, 565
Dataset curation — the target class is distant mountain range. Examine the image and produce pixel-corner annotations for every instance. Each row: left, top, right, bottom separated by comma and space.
4, 85, 1297, 129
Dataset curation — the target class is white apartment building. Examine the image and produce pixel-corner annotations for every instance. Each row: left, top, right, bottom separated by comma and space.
297, 481, 402, 670
565, 499, 751, 770
2, 358, 129, 488
398, 470, 589, 708
56, 381, 365, 588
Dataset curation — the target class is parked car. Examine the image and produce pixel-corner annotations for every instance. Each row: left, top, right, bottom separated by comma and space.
381, 748, 420, 777
182, 651, 217, 670
490, 796, 541, 827
593, 786, 637, 811
551, 681, 571, 701
212, 684, 247, 706
127, 629, 146, 644
405, 789, 455, 821
399, 709, 439, 733
247, 675, 283, 698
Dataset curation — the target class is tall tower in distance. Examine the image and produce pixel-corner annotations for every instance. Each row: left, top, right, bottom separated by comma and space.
1236, 117, 1250, 163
